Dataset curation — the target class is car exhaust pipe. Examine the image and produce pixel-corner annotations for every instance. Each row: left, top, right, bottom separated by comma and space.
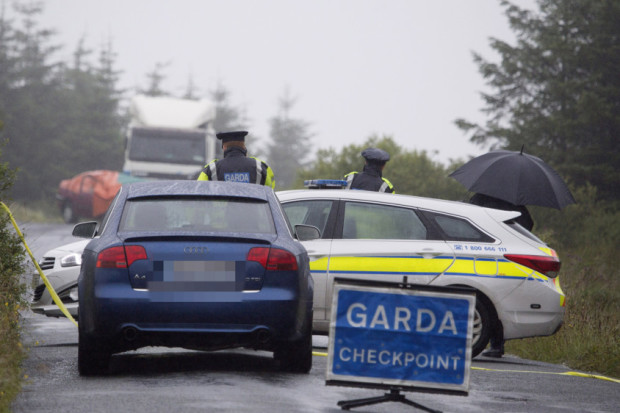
122, 326, 139, 342
255, 328, 271, 344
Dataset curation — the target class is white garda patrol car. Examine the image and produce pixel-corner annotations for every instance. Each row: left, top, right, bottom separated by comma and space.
277, 181, 565, 357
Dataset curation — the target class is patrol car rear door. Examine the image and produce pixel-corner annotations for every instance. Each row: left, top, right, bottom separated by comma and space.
325, 200, 456, 320
420, 207, 529, 301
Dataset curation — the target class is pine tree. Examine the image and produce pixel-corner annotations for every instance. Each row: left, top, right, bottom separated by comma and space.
455, 0, 620, 202
209, 81, 250, 158
140, 61, 170, 97
0, 2, 125, 201
266, 88, 313, 189
0, 1, 64, 200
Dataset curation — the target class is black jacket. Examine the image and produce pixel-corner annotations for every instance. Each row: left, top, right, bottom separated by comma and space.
345, 164, 395, 193
197, 147, 274, 187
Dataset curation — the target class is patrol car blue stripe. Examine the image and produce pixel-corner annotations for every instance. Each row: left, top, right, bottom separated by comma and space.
343, 255, 455, 260
454, 256, 512, 263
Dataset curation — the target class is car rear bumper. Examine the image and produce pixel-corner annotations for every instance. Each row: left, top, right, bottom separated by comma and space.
500, 278, 565, 340
80, 284, 311, 353
502, 309, 565, 340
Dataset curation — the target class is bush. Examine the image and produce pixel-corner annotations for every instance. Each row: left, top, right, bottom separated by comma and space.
0, 141, 28, 412
507, 198, 620, 378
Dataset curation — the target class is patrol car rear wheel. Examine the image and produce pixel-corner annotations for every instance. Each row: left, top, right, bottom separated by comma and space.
472, 298, 492, 358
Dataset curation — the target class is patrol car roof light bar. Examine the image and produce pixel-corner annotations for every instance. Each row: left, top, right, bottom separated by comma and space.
304, 179, 347, 189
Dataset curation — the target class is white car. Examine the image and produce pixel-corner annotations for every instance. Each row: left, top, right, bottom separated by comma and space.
277, 189, 565, 358
31, 239, 89, 319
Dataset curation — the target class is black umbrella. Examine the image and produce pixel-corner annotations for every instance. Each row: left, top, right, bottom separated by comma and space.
449, 147, 576, 210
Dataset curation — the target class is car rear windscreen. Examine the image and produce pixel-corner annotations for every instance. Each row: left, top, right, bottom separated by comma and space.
505, 221, 545, 244
119, 197, 275, 234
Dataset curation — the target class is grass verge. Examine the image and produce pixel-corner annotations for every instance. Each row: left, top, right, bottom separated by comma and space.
7, 200, 62, 223
0, 301, 26, 413
506, 244, 619, 378
0, 208, 28, 413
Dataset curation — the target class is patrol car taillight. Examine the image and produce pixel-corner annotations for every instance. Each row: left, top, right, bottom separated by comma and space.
247, 247, 298, 271
97, 246, 147, 268
504, 254, 561, 278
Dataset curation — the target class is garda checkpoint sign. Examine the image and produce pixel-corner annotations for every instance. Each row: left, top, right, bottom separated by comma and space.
326, 280, 475, 394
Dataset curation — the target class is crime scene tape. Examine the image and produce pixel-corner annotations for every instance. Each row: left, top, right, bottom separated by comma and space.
311, 351, 619, 384
1, 201, 78, 327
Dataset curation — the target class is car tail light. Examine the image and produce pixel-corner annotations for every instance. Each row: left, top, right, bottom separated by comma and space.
248, 247, 298, 271
97, 246, 147, 268
504, 254, 561, 278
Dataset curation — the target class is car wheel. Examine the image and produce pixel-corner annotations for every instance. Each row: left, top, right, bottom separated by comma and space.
472, 297, 493, 358
78, 329, 110, 376
62, 202, 77, 224
274, 312, 313, 373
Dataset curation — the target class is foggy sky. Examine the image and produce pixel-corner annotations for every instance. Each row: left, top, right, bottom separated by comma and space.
33, 0, 535, 164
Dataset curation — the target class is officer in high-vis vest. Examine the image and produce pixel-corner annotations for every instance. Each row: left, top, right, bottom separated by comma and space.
197, 131, 275, 189
344, 148, 395, 193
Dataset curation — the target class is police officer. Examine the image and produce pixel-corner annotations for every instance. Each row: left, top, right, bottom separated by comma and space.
197, 131, 275, 188
469, 192, 533, 358
344, 148, 395, 193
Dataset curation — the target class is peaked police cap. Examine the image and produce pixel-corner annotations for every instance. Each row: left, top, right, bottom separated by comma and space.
361, 148, 390, 163
216, 131, 248, 143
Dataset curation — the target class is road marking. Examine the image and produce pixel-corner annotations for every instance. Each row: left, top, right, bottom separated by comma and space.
472, 367, 620, 384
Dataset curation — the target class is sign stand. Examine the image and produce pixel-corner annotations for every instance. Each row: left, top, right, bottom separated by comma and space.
337, 388, 441, 412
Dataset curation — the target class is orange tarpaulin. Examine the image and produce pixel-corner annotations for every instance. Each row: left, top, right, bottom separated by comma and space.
58, 170, 125, 218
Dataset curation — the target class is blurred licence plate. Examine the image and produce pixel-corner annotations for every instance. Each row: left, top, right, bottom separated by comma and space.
148, 260, 242, 291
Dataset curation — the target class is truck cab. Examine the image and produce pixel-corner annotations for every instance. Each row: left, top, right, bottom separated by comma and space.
123, 95, 217, 180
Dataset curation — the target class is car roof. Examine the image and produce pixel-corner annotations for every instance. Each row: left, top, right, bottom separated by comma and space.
123, 180, 273, 201
276, 189, 521, 222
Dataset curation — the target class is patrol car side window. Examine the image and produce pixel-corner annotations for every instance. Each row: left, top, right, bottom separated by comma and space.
428, 212, 495, 243
282, 200, 334, 237
342, 202, 427, 240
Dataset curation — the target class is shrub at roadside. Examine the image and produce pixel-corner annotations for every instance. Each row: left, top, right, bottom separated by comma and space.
0, 141, 28, 412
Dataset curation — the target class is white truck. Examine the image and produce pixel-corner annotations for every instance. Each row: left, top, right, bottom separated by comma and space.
122, 95, 218, 180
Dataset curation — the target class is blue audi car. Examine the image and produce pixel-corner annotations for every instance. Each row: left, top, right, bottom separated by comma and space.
75, 180, 315, 375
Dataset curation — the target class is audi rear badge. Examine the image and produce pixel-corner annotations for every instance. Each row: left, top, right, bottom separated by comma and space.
184, 246, 208, 254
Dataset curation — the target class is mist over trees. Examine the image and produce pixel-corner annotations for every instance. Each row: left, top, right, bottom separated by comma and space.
297, 136, 468, 200
455, 0, 620, 203
0, 2, 123, 201
266, 88, 313, 189
139, 61, 171, 97
0, 0, 617, 209
208, 81, 254, 159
